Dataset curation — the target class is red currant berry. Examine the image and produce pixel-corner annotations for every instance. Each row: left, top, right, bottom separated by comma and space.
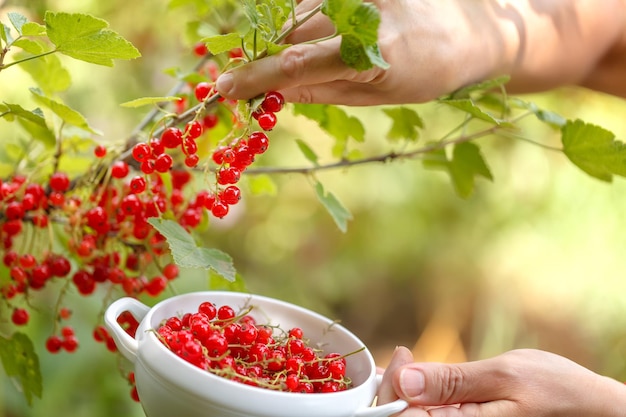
261, 91, 285, 113
49, 172, 70, 192
161, 127, 183, 149
63, 335, 79, 352
193, 42, 208, 57
129, 176, 147, 194
132, 143, 151, 162
11, 308, 29, 326
217, 166, 241, 185
220, 186, 241, 205
184, 121, 203, 140
5, 201, 25, 220
257, 112, 277, 131
248, 131, 269, 154
111, 161, 130, 179
211, 201, 229, 218
217, 305, 236, 321
185, 154, 199, 168
194, 82, 212, 102
203, 113, 219, 129
46, 335, 63, 353
94, 144, 107, 158
229, 48, 244, 59
154, 153, 173, 173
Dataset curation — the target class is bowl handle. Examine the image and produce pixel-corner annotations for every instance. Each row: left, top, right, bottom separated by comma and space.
104, 297, 150, 363
353, 375, 408, 417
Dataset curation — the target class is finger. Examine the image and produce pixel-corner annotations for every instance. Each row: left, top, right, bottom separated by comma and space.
392, 358, 516, 407
377, 346, 414, 405
216, 37, 353, 100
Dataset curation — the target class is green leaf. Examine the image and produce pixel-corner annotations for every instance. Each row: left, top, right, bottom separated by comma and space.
202, 33, 241, 55
322, 0, 389, 71
17, 52, 71, 94
314, 181, 352, 232
8, 12, 28, 36
0, 332, 42, 405
295, 139, 319, 166
45, 11, 141, 66
293, 104, 365, 145
509, 98, 566, 128
18, 117, 56, 149
561, 119, 626, 182
147, 218, 236, 281
383, 107, 424, 142
442, 99, 506, 125
30, 88, 102, 134
21, 22, 46, 36
241, 0, 261, 29
1, 103, 47, 127
423, 142, 493, 198
448, 76, 510, 99
1, 23, 13, 44
12, 38, 45, 54
120, 96, 182, 108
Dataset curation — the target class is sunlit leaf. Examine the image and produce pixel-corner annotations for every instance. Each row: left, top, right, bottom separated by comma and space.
120, 96, 182, 108
21, 22, 46, 36
295, 139, 319, 166
322, 0, 388, 71
202, 33, 241, 55
30, 88, 102, 134
0, 333, 42, 406
423, 142, 493, 198
17, 52, 71, 94
383, 107, 424, 142
45, 11, 141, 66
1, 103, 47, 127
147, 218, 236, 282
442, 99, 507, 125
314, 180, 352, 232
561, 119, 626, 182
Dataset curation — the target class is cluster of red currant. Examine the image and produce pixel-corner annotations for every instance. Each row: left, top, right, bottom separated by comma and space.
155, 301, 353, 394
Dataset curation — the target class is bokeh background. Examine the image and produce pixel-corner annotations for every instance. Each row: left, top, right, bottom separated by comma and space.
1, 0, 626, 416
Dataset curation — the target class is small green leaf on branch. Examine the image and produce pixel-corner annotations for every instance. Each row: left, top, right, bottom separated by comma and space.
18, 52, 71, 94
120, 96, 183, 108
0, 332, 42, 405
1, 103, 47, 127
423, 142, 493, 198
442, 99, 508, 126
202, 33, 241, 56
383, 107, 424, 142
30, 88, 102, 135
147, 218, 236, 282
510, 98, 567, 128
321, 0, 389, 71
314, 181, 352, 232
296, 139, 320, 166
21, 22, 46, 36
561, 119, 626, 182
7, 12, 28, 35
45, 11, 141, 66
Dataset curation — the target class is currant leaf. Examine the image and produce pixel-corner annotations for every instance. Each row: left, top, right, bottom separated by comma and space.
120, 96, 182, 108
30, 88, 102, 135
17, 52, 72, 94
7, 12, 28, 35
0, 102, 47, 127
321, 0, 389, 71
314, 181, 353, 233
442, 99, 509, 126
561, 119, 626, 182
21, 22, 46, 36
44, 11, 141, 66
147, 218, 237, 282
295, 139, 320, 166
202, 33, 241, 56
510, 98, 567, 128
0, 332, 42, 406
383, 107, 424, 142
423, 142, 493, 198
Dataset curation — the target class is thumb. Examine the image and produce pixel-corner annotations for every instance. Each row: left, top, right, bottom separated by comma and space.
393, 359, 511, 406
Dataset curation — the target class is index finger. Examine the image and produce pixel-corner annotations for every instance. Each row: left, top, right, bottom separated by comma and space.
215, 37, 352, 100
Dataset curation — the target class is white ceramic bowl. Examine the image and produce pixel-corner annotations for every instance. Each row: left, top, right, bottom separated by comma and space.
105, 291, 407, 417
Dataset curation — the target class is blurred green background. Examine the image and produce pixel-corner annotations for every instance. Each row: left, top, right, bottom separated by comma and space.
2, 0, 626, 416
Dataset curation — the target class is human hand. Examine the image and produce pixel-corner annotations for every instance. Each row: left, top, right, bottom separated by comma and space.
215, 0, 512, 105
377, 346, 626, 417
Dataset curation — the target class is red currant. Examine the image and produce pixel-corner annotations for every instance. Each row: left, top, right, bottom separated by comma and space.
49, 172, 70, 192
193, 42, 208, 57
261, 91, 285, 113
248, 131, 269, 154
132, 142, 151, 162
194, 82, 212, 102
11, 308, 29, 326
161, 127, 183, 149
257, 112, 277, 131
94, 144, 107, 158
111, 161, 130, 179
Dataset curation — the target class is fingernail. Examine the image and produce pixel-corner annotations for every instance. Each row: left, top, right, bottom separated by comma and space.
216, 73, 233, 96
399, 368, 425, 398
